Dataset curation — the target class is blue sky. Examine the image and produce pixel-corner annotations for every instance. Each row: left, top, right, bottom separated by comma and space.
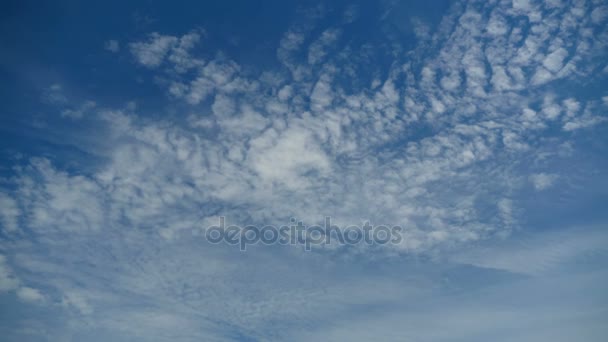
1, 0, 608, 340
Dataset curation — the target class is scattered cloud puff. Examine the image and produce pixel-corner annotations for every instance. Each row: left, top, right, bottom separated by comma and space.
530, 173, 558, 191
129, 31, 204, 71
129, 33, 178, 67
104, 39, 120, 53
0, 193, 20, 232
0, 255, 19, 292
17, 286, 44, 303
61, 100, 96, 119
41, 83, 68, 105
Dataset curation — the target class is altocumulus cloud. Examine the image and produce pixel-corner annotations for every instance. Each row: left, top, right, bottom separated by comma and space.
0, 0, 607, 341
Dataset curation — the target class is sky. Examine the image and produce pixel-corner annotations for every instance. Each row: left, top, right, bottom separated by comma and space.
0, 0, 608, 340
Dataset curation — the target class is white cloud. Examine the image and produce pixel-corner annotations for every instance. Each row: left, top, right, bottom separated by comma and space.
498, 198, 514, 227
129, 33, 179, 68
542, 47, 568, 73
486, 12, 509, 36
168, 31, 204, 72
542, 95, 561, 120
104, 40, 120, 53
248, 126, 331, 189
41, 83, 68, 105
591, 5, 608, 24
17, 286, 44, 303
563, 116, 605, 131
563, 98, 580, 117
0, 193, 20, 232
211, 94, 236, 116
512, 0, 532, 11
531, 67, 553, 85
310, 74, 334, 110
342, 5, 359, 23
278, 85, 293, 101
91, 0, 606, 256
307, 28, 340, 65
0, 255, 19, 292
61, 291, 93, 315
530, 173, 558, 190
454, 225, 608, 275
61, 100, 96, 119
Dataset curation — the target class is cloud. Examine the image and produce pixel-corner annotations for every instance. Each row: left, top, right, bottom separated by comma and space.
61, 291, 93, 315
530, 173, 558, 190
307, 28, 341, 65
61, 100, 96, 119
453, 225, 608, 275
41, 84, 68, 105
129, 30, 204, 72
16, 286, 44, 303
0, 255, 19, 292
104, 40, 120, 53
542, 47, 568, 73
0, 193, 20, 232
